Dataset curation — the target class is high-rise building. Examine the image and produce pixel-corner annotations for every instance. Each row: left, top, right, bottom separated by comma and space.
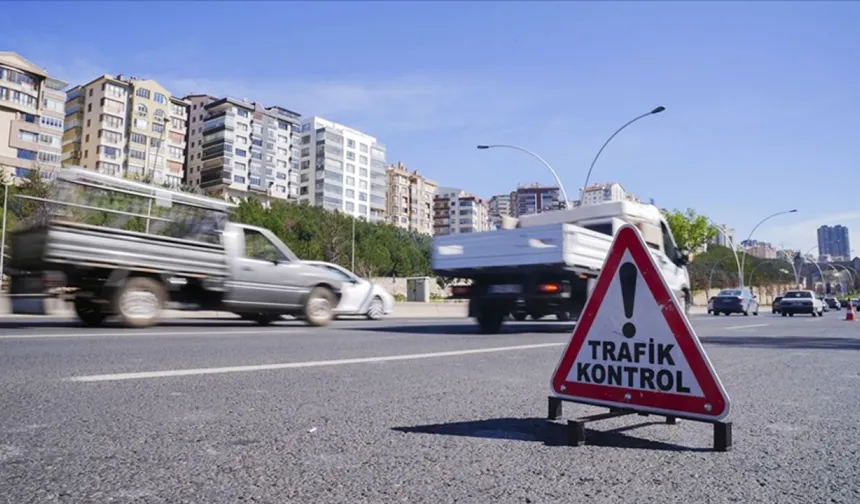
579, 182, 634, 206
712, 225, 736, 248
512, 183, 559, 216
298, 117, 386, 221
487, 193, 512, 229
433, 187, 490, 235
385, 161, 437, 235
817, 225, 851, 260
63, 74, 189, 186
0, 52, 67, 180
183, 95, 301, 200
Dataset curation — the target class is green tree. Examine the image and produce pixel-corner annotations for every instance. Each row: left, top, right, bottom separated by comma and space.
662, 208, 718, 253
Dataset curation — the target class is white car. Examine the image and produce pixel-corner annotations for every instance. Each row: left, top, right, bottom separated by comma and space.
303, 261, 394, 319
779, 290, 825, 317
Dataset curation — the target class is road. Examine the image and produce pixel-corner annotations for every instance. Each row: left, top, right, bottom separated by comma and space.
1, 312, 858, 503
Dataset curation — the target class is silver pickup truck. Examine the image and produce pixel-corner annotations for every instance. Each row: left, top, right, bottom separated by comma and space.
6, 168, 342, 328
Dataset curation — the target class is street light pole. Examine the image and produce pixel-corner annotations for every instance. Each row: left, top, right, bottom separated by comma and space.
351, 215, 356, 272
0, 181, 8, 286
740, 209, 798, 284
476, 144, 571, 209
582, 106, 666, 195
716, 225, 744, 287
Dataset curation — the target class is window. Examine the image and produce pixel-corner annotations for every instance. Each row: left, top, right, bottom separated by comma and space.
99, 130, 122, 144
252, 137, 263, 147
359, 143, 369, 153
16, 149, 37, 160
38, 151, 60, 164
98, 146, 120, 160
278, 147, 289, 156
359, 155, 368, 165
301, 147, 310, 157
134, 118, 148, 130
136, 88, 151, 99
359, 204, 368, 215
150, 138, 162, 148
345, 163, 355, 174
301, 135, 311, 145
39, 133, 61, 147
345, 176, 355, 186
153, 92, 167, 104
41, 97, 63, 112
346, 139, 356, 149
152, 122, 165, 134
170, 118, 185, 130
100, 114, 124, 130
236, 109, 250, 118
359, 167, 368, 177
40, 116, 63, 130
251, 151, 262, 160
101, 98, 125, 115
136, 103, 148, 117
168, 146, 183, 159
279, 135, 289, 144
130, 133, 146, 144
18, 130, 38, 143
346, 151, 355, 161
234, 161, 247, 171
129, 149, 146, 160
345, 188, 355, 199
170, 103, 185, 116
154, 109, 165, 121
235, 149, 247, 158
661, 222, 678, 259
359, 180, 368, 190
105, 83, 125, 98
233, 175, 246, 184
249, 175, 262, 187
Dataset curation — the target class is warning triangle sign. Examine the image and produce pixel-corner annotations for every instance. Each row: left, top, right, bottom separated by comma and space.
550, 224, 731, 421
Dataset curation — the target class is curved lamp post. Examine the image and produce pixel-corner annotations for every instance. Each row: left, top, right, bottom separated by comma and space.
740, 209, 798, 285
476, 144, 571, 209
776, 248, 800, 285
582, 106, 666, 195
716, 224, 744, 287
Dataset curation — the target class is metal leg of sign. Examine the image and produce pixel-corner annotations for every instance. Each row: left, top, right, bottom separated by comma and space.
565, 410, 637, 447
713, 422, 733, 452
665, 416, 678, 425
547, 396, 563, 420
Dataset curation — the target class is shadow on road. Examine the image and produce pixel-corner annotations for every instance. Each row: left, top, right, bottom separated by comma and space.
392, 417, 708, 451
0, 318, 308, 330
350, 323, 575, 335
701, 335, 860, 351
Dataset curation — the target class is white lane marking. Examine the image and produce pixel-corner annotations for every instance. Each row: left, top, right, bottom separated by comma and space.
0, 328, 307, 341
724, 323, 770, 330
66, 342, 566, 383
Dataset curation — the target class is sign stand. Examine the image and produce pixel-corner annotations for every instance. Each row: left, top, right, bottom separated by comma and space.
546, 396, 732, 451
546, 224, 733, 452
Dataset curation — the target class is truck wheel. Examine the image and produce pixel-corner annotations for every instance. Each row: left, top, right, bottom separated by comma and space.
512, 312, 527, 321
304, 287, 335, 327
115, 277, 165, 328
556, 311, 573, 322
477, 307, 504, 334
74, 296, 108, 327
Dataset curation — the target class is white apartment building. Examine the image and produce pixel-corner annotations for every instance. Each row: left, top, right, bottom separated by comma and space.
385, 161, 437, 235
433, 187, 490, 235
298, 117, 386, 221
63, 74, 189, 186
487, 193, 512, 229
579, 182, 633, 206
0, 52, 67, 180
184, 95, 301, 200
712, 225, 737, 248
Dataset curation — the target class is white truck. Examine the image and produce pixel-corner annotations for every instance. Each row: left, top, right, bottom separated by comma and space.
431, 200, 693, 333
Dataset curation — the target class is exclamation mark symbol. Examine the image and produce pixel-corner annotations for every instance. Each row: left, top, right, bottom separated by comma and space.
619, 262, 637, 339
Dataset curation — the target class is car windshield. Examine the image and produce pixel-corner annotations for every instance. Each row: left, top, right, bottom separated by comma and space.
718, 290, 742, 296
784, 291, 812, 299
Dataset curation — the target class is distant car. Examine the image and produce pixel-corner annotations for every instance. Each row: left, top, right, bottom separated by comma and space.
779, 290, 824, 317
772, 296, 783, 314
707, 296, 716, 314
711, 288, 759, 316
840, 299, 851, 308
303, 261, 395, 320
823, 297, 840, 310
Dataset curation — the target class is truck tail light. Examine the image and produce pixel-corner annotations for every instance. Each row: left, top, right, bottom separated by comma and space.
451, 285, 472, 297
537, 283, 561, 293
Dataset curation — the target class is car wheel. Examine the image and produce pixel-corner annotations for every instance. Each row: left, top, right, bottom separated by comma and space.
743, 310, 749, 316
753, 310, 758, 316
789, 313, 794, 317
781, 312, 787, 317
303, 286, 336, 327
512, 312, 527, 321
366, 296, 385, 320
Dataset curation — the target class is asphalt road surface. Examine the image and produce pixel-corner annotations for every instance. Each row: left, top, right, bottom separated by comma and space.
1, 312, 859, 503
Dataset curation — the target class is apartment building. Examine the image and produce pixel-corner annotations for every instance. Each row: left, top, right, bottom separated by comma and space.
579, 182, 635, 206
183, 95, 301, 200
298, 117, 386, 221
487, 193, 512, 229
817, 224, 851, 261
433, 187, 490, 235
0, 52, 67, 180
385, 161, 437, 235
712, 225, 736, 248
512, 183, 560, 216
62, 74, 189, 186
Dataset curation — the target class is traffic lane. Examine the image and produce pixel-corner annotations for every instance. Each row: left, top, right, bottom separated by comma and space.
0, 318, 577, 382
2, 324, 858, 502
0, 313, 849, 382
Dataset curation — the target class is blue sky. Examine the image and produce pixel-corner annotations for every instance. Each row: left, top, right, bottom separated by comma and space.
2, 1, 858, 253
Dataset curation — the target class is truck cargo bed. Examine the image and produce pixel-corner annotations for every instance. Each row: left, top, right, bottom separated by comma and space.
431, 223, 613, 277
9, 221, 229, 279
